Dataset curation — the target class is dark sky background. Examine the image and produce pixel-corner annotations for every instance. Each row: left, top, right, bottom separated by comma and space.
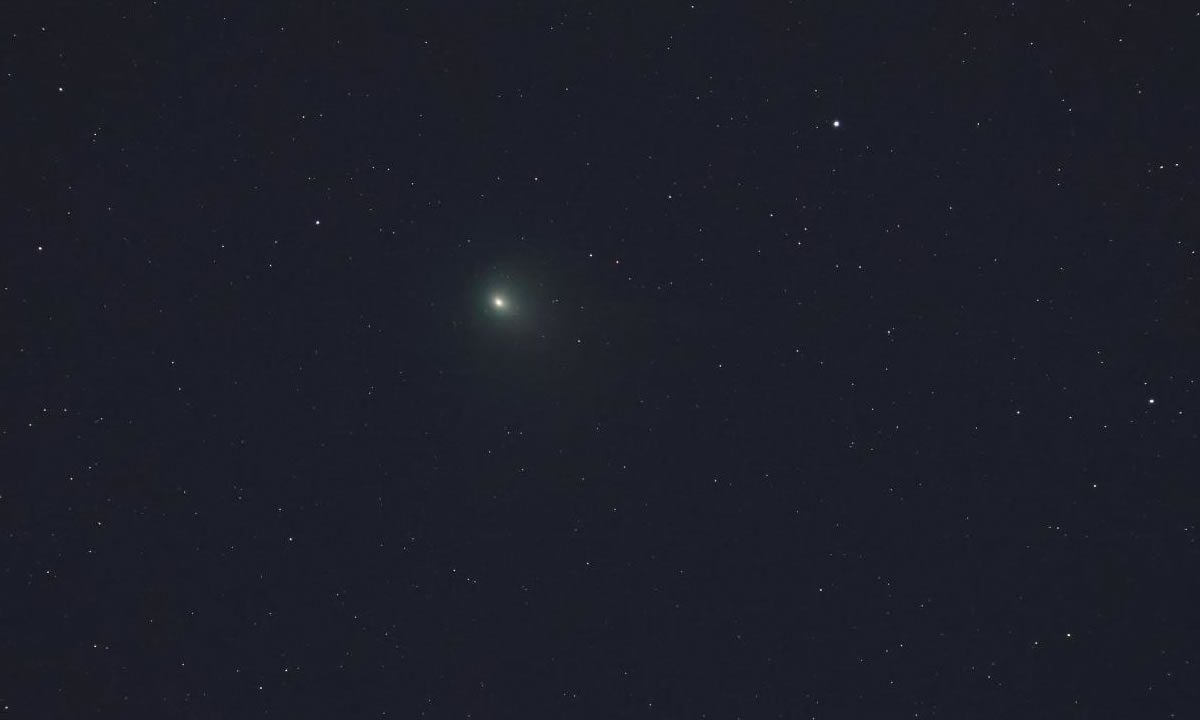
3, 1, 1198, 717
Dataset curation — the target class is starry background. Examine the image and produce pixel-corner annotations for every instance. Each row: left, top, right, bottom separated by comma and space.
3, 1, 1198, 718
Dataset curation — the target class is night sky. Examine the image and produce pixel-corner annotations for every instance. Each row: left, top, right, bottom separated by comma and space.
4, 2, 1198, 718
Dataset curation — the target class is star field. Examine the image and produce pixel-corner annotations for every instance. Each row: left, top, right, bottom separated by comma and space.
2, 2, 1198, 718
